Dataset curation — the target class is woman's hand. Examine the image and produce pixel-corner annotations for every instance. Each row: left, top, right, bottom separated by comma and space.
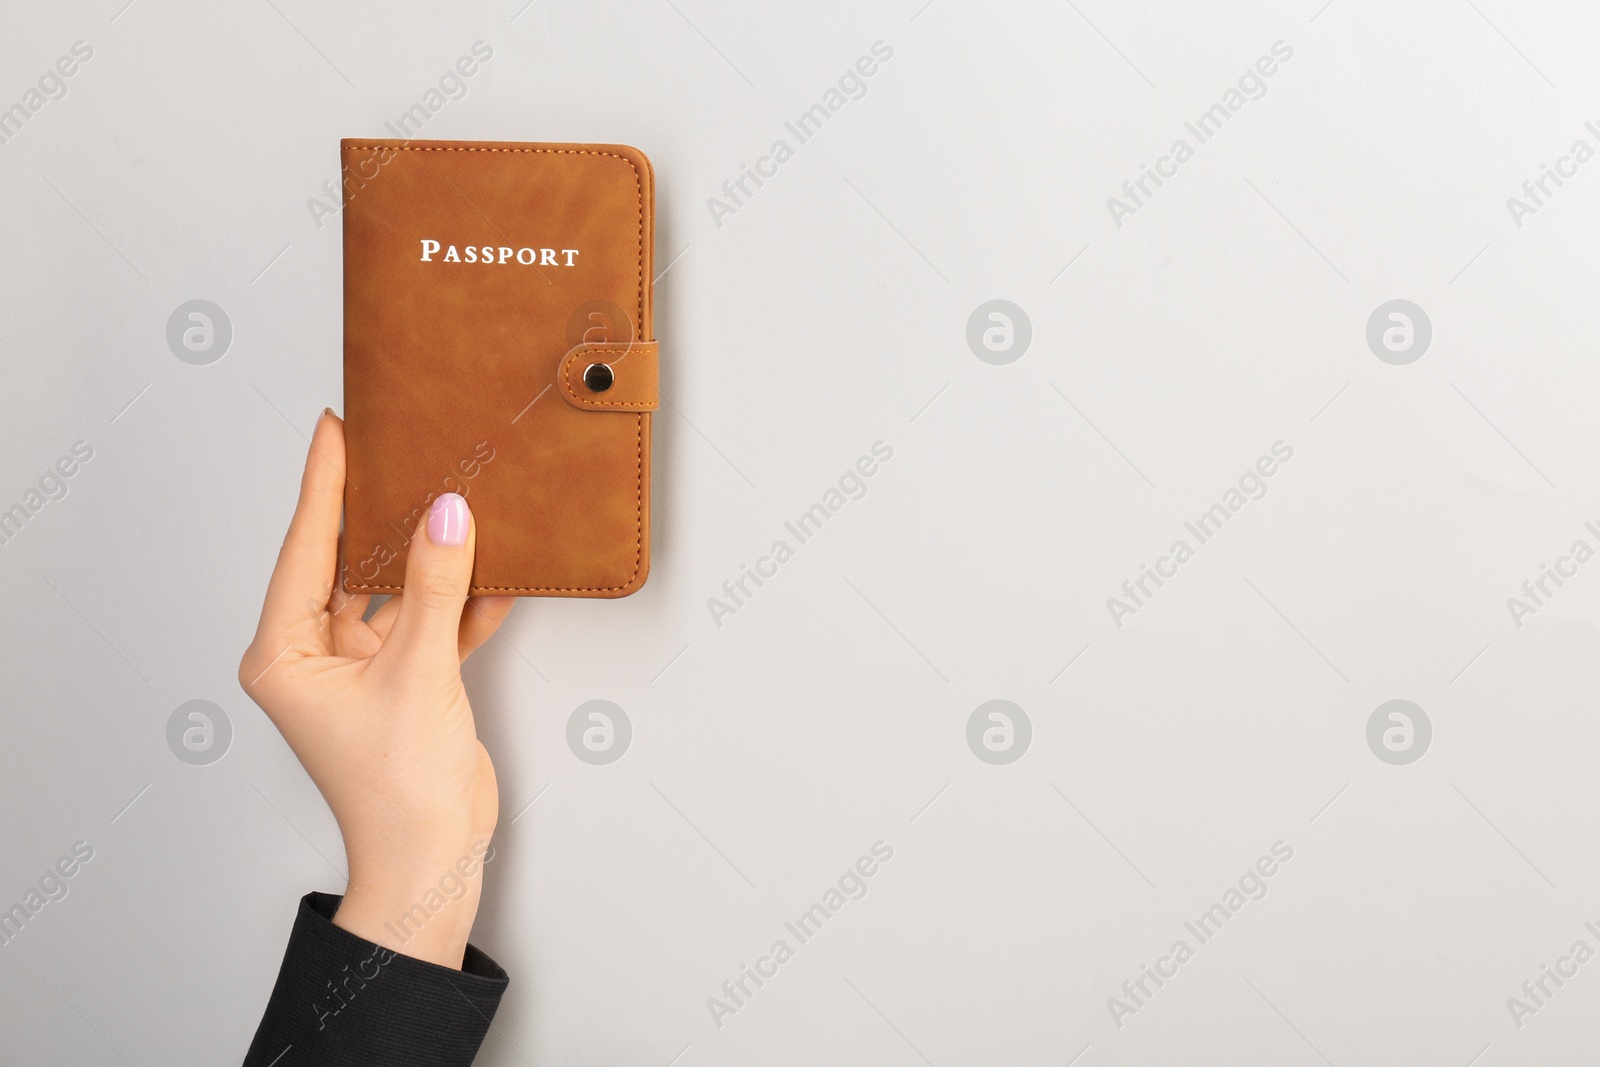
238, 410, 514, 968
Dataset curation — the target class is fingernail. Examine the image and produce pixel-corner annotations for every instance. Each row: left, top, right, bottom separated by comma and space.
428, 492, 469, 547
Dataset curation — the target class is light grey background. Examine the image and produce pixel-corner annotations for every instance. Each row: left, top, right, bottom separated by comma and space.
3, 0, 1598, 1063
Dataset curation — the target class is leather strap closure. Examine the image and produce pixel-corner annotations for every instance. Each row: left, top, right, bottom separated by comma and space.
558, 341, 658, 411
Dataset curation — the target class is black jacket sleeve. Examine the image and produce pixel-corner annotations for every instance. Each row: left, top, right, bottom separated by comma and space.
243, 892, 509, 1066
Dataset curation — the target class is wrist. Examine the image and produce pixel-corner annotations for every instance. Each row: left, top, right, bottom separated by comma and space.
333, 838, 495, 968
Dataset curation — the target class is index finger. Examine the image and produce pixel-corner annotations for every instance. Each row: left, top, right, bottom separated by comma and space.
251, 409, 348, 643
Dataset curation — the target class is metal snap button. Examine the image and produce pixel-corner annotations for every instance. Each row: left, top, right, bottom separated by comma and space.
583, 362, 614, 393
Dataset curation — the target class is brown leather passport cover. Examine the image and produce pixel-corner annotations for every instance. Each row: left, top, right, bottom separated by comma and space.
340, 139, 655, 598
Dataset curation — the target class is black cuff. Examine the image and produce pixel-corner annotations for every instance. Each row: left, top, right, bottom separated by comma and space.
244, 892, 508, 1066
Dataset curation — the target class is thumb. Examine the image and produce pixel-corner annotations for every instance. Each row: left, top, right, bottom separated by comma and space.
386, 492, 476, 669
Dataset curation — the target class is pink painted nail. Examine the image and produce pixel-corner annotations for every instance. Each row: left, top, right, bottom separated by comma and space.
427, 492, 469, 547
